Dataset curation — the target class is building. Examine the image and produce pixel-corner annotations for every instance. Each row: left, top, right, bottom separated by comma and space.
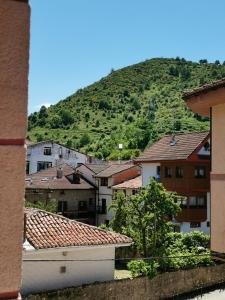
25, 163, 97, 225
76, 163, 141, 225
22, 208, 132, 296
26, 140, 102, 175
135, 131, 210, 233
112, 175, 142, 197
0, 1, 30, 299
183, 78, 225, 253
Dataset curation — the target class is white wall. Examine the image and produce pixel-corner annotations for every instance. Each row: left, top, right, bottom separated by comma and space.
21, 246, 115, 296
141, 163, 160, 186
180, 222, 209, 234
27, 142, 88, 174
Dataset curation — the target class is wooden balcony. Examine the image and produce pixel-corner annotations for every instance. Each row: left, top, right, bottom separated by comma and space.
175, 208, 207, 222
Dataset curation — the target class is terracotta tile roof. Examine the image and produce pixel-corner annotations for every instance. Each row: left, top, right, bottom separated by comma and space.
96, 164, 138, 178
135, 131, 209, 162
183, 78, 225, 99
25, 208, 132, 249
26, 163, 96, 190
112, 176, 142, 189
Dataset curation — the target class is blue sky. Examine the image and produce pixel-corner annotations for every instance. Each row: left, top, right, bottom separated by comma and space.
29, 0, 225, 113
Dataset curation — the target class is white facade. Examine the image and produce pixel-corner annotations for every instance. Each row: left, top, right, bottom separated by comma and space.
142, 163, 160, 186
22, 245, 116, 296
27, 141, 92, 174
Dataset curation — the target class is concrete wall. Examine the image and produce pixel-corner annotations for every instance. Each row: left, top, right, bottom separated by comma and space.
27, 142, 88, 174
142, 162, 160, 186
0, 0, 30, 299
22, 246, 115, 296
211, 103, 225, 252
24, 264, 225, 300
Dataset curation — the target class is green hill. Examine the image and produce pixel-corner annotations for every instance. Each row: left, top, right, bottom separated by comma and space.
28, 57, 225, 159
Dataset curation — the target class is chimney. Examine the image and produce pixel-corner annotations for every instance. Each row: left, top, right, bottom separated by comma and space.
57, 167, 63, 179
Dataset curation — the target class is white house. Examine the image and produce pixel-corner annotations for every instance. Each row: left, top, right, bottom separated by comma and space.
22, 208, 132, 296
76, 163, 141, 225
26, 140, 101, 175
135, 131, 211, 234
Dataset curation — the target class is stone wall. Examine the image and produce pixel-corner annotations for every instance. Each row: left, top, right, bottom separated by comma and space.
24, 264, 225, 300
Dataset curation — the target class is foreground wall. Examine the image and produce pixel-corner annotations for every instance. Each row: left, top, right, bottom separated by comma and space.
25, 264, 225, 300
211, 103, 225, 252
22, 246, 115, 296
0, 0, 30, 299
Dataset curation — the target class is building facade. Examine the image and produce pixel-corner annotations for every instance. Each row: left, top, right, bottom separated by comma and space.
25, 164, 97, 225
26, 140, 101, 174
22, 209, 132, 296
183, 78, 225, 253
136, 132, 211, 233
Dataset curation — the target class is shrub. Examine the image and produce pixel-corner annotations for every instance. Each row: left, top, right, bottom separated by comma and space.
128, 260, 159, 278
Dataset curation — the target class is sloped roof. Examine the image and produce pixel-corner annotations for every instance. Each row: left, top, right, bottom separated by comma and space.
96, 164, 138, 178
112, 176, 142, 189
136, 131, 210, 162
183, 78, 225, 99
26, 164, 96, 190
25, 208, 132, 249
85, 163, 109, 174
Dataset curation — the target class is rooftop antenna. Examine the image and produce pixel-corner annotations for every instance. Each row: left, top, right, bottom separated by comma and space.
170, 108, 177, 146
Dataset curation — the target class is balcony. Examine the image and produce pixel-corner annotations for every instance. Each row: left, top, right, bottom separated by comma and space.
175, 208, 207, 222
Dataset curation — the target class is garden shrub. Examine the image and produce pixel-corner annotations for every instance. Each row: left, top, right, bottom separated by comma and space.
128, 260, 159, 278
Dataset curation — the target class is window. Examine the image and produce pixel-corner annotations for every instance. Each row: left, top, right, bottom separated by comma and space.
189, 196, 206, 208
190, 222, 201, 228
100, 178, 108, 186
176, 167, 183, 178
60, 266, 66, 274
78, 201, 87, 211
37, 161, 52, 172
26, 161, 30, 174
43, 147, 52, 156
177, 197, 187, 208
194, 166, 206, 178
58, 201, 67, 212
165, 167, 172, 178
132, 189, 138, 195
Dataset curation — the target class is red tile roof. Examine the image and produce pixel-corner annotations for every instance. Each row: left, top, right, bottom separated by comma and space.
135, 131, 209, 162
112, 176, 142, 189
96, 164, 139, 178
25, 208, 132, 249
183, 78, 225, 99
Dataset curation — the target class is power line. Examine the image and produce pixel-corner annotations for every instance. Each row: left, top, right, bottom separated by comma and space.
23, 253, 211, 263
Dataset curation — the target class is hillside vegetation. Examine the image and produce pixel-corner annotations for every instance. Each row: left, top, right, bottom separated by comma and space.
28, 57, 225, 159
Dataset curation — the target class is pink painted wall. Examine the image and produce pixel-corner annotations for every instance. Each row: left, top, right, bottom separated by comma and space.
0, 0, 30, 298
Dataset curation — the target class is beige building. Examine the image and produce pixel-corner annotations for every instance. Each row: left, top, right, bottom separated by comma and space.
183, 78, 225, 253
25, 164, 97, 225
112, 175, 141, 197
0, 0, 30, 299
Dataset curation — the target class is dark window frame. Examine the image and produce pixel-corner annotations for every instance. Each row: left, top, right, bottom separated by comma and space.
176, 166, 184, 178
43, 147, 52, 156
100, 177, 108, 186
165, 166, 172, 178
37, 161, 52, 172
194, 166, 206, 178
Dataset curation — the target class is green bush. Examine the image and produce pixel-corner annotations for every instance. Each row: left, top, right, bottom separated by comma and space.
128, 260, 159, 278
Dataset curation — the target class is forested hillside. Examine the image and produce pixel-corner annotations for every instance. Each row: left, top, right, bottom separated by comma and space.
28, 57, 225, 159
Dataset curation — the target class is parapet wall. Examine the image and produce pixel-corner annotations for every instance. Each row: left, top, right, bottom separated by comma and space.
24, 264, 225, 300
